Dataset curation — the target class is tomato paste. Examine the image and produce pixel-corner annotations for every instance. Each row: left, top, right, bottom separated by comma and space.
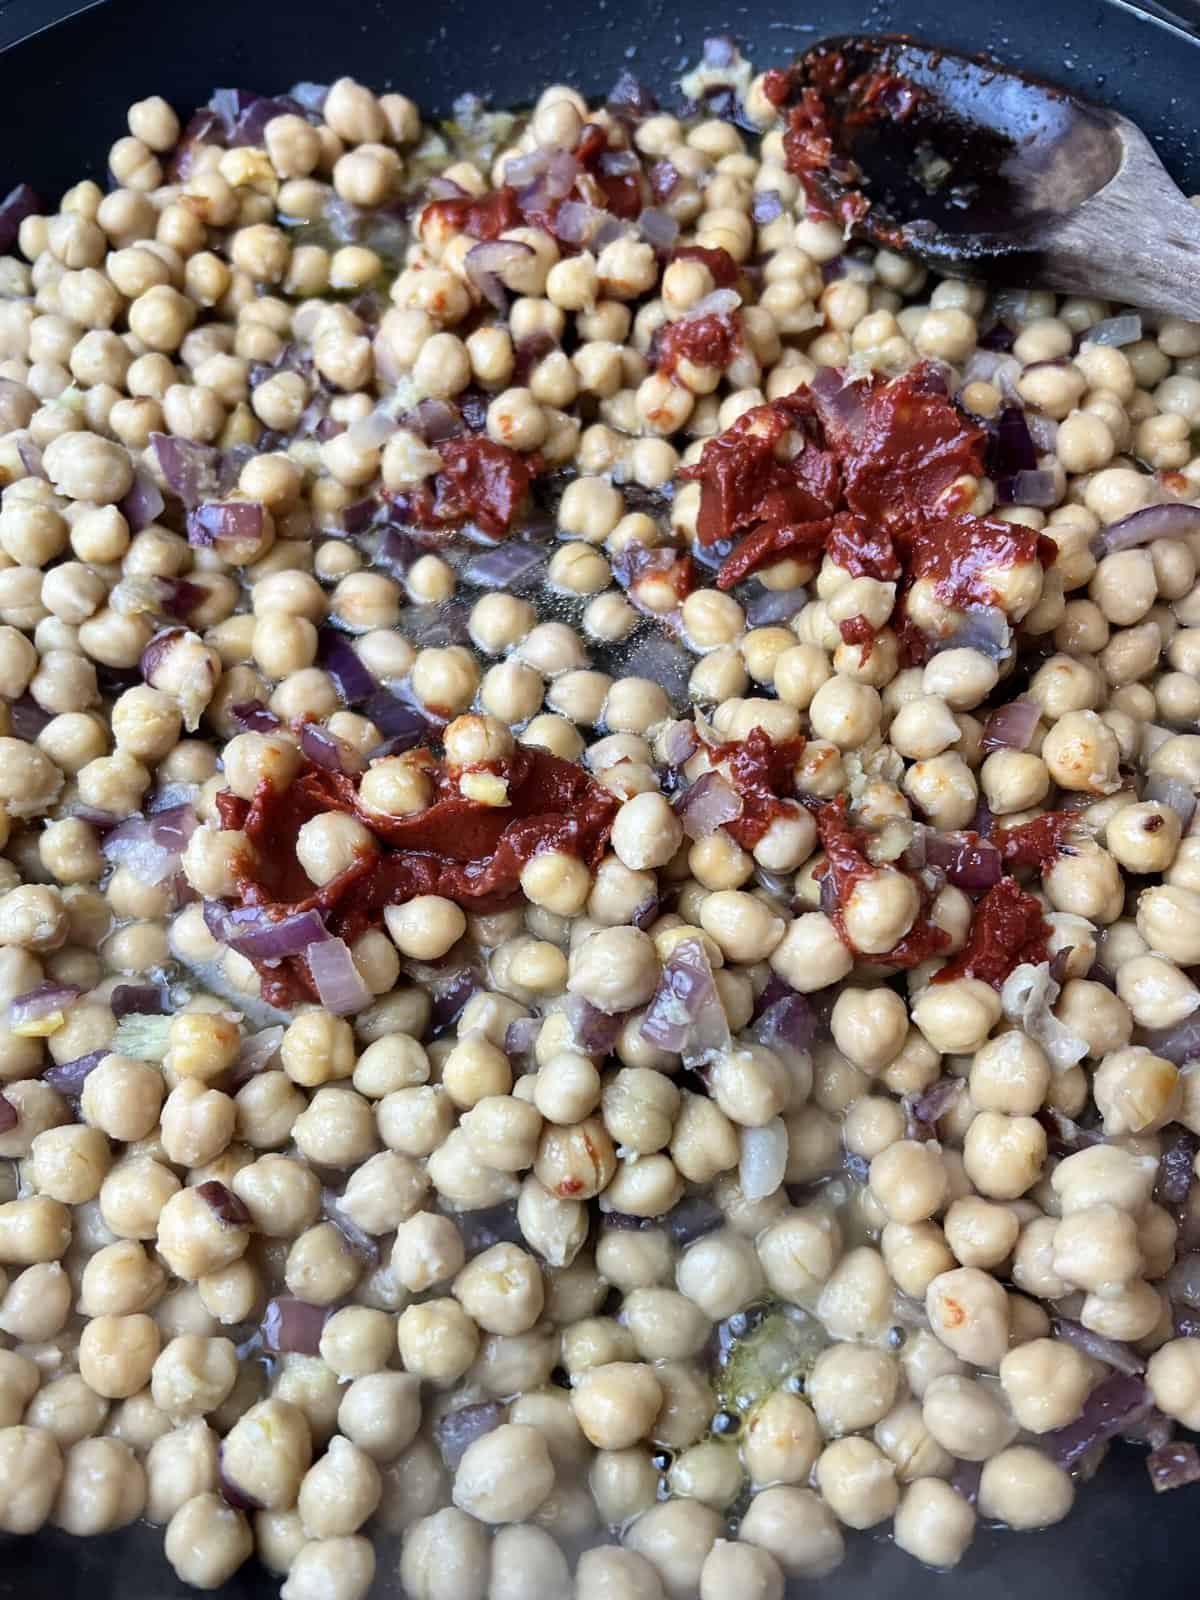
933, 876, 1051, 988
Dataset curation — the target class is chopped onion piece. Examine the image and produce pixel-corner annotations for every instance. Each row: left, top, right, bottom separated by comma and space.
434, 1402, 506, 1470
675, 771, 744, 839
981, 699, 1040, 752
739, 1117, 788, 1200
203, 901, 329, 963
42, 1049, 108, 1093
504, 1017, 540, 1057
261, 1296, 326, 1355
1053, 1316, 1145, 1375
0, 1093, 16, 1134
1148, 1441, 1200, 1493
298, 720, 352, 773
464, 541, 546, 589
996, 468, 1057, 508
8, 983, 80, 1032
1156, 1126, 1200, 1206
196, 1180, 251, 1228
1001, 962, 1089, 1071
638, 207, 679, 251
564, 994, 625, 1056
1145, 774, 1197, 832
1140, 1013, 1200, 1066
1046, 1373, 1152, 1467
110, 985, 168, 1020
119, 471, 165, 532
308, 937, 373, 1015
186, 500, 264, 547
230, 699, 281, 733
921, 831, 1003, 893
1090, 502, 1200, 559
102, 805, 198, 887
317, 626, 378, 705
751, 991, 815, 1062
1084, 313, 1143, 348
640, 937, 731, 1067
752, 188, 783, 223
465, 239, 535, 311
745, 586, 807, 626
320, 1187, 379, 1262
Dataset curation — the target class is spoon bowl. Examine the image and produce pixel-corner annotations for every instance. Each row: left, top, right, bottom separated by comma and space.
793, 35, 1200, 316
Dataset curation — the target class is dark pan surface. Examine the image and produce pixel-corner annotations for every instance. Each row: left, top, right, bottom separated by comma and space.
0, 0, 1199, 1595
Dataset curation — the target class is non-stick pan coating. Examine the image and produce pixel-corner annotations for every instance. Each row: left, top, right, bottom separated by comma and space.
0, 0, 1199, 1594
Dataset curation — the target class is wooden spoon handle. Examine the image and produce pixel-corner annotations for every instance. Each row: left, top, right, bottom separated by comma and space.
1034, 119, 1200, 319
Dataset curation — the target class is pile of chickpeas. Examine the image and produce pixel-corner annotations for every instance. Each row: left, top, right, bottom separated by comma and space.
2, 49, 1200, 1600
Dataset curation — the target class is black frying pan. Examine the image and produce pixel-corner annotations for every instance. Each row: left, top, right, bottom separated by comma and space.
1, 0, 1200, 1595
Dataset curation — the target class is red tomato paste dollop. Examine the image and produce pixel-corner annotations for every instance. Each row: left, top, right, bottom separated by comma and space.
933, 876, 1051, 988
682, 363, 1054, 661
390, 436, 538, 538
214, 748, 618, 1006
707, 727, 807, 849
993, 811, 1076, 871
655, 313, 742, 382
814, 796, 949, 967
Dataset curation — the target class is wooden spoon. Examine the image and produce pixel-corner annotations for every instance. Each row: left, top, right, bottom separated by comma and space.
792, 35, 1200, 318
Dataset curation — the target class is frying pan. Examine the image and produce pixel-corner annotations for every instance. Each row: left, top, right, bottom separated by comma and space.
0, 0, 1199, 1594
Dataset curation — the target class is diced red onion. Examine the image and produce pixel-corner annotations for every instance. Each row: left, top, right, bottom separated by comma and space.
42, 1049, 107, 1093
404, 397, 465, 445
288, 81, 328, 114
638, 208, 679, 251
631, 894, 659, 932
564, 993, 625, 1055
1148, 1440, 1200, 1493
230, 1025, 286, 1088
949, 1460, 982, 1505
427, 174, 469, 200
961, 349, 1020, 392
1085, 313, 1143, 348
745, 586, 807, 627
364, 690, 432, 749
553, 199, 608, 245
1139, 1015, 1200, 1066
675, 771, 744, 839
217, 1459, 262, 1513
663, 1192, 723, 1245
1040, 1107, 1105, 1152
298, 721, 350, 773
465, 239, 535, 311
1053, 1316, 1145, 1375
661, 719, 700, 768
922, 832, 1003, 893
151, 433, 233, 510
504, 148, 551, 187
1025, 411, 1059, 452
752, 189, 783, 224
739, 1117, 788, 1201
981, 699, 1040, 752
1046, 1373, 1152, 1467
317, 626, 378, 705
261, 1295, 327, 1355
197, 1180, 251, 1228
641, 937, 731, 1066
320, 1187, 379, 1262
110, 984, 168, 1020
0, 182, 41, 253
9, 693, 51, 740
68, 803, 120, 833
1090, 502, 1200, 559
751, 992, 815, 1061
987, 405, 1037, 478
375, 527, 422, 579
928, 604, 1013, 661
806, 366, 867, 450
186, 500, 265, 548
16, 438, 45, 480
308, 936, 373, 1015
1156, 1127, 1200, 1207
102, 805, 198, 886
907, 1076, 964, 1136
597, 148, 639, 178
1002, 960, 1089, 1071
1145, 774, 1197, 832
434, 1402, 506, 1469
203, 900, 330, 963
504, 1016, 541, 1057
409, 964, 481, 1033
1167, 1250, 1200, 1310
649, 160, 682, 201
996, 468, 1058, 508
229, 700, 280, 734
0, 1093, 16, 1134
464, 541, 547, 589
607, 70, 659, 121
8, 983, 80, 1028
119, 472, 165, 532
